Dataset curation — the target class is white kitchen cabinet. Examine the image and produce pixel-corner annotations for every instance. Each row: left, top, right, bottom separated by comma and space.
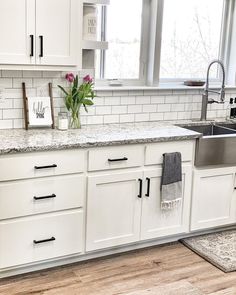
0, 0, 78, 67
191, 167, 236, 231
0, 0, 35, 65
86, 171, 143, 251
35, 0, 77, 66
141, 165, 192, 240
0, 210, 83, 269
0, 174, 85, 220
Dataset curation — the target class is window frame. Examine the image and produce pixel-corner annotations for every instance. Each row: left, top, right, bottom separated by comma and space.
95, 0, 233, 87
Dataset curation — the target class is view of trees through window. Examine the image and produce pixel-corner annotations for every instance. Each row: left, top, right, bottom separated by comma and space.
96, 0, 225, 82
160, 0, 224, 79
99, 0, 142, 80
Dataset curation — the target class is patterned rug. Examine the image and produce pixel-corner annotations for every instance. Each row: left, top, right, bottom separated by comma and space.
181, 229, 236, 273
126, 281, 203, 295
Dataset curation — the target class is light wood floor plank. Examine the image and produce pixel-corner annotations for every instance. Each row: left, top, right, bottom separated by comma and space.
0, 243, 236, 295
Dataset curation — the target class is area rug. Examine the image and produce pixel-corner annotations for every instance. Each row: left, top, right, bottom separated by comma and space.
181, 229, 236, 273
126, 281, 203, 295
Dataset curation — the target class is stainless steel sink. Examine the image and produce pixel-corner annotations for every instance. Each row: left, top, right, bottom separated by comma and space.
182, 124, 236, 136
179, 123, 236, 167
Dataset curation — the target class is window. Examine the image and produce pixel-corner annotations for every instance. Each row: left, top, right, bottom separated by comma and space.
96, 0, 232, 86
96, 0, 144, 82
160, 0, 225, 80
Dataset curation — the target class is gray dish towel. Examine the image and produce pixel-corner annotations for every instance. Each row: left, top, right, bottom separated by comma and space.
161, 152, 182, 210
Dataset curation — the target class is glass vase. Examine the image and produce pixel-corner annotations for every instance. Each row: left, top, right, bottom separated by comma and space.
70, 109, 81, 129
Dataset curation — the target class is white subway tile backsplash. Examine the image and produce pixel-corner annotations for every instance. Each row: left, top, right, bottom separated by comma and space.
0, 70, 233, 129
121, 96, 135, 105
112, 106, 127, 114
135, 113, 149, 122
143, 104, 157, 113
23, 71, 42, 78
2, 70, 22, 78
104, 96, 121, 105
164, 112, 178, 120
0, 119, 13, 129
0, 99, 13, 109
0, 79, 12, 88
151, 96, 165, 104
3, 109, 23, 119
128, 105, 142, 114
104, 115, 120, 124
87, 115, 104, 125
150, 112, 164, 121
157, 104, 171, 112
165, 96, 179, 104
120, 114, 135, 123
136, 96, 151, 104
13, 78, 33, 89
96, 106, 112, 115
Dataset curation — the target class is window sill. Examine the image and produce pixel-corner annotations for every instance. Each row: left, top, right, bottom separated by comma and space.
95, 84, 236, 92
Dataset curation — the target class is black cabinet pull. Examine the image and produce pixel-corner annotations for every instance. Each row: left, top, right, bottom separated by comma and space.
145, 178, 150, 197
108, 157, 128, 162
34, 164, 57, 170
34, 194, 56, 201
33, 237, 56, 245
39, 35, 44, 57
30, 35, 34, 57
138, 178, 142, 198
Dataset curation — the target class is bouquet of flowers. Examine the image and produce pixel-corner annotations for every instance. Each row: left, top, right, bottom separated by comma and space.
58, 73, 95, 128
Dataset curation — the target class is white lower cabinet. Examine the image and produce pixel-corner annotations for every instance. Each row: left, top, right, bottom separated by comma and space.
86, 171, 143, 251
86, 166, 193, 252
0, 175, 85, 220
0, 210, 83, 269
141, 165, 192, 240
191, 167, 236, 231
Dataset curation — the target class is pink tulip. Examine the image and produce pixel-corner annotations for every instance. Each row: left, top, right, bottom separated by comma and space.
65, 73, 75, 83
83, 75, 93, 83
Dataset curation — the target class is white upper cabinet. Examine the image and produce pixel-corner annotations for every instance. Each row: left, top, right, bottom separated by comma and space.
0, 0, 79, 68
35, 0, 77, 66
0, 0, 35, 65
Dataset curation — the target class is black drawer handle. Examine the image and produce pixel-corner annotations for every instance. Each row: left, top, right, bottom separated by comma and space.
138, 178, 142, 198
30, 35, 34, 57
108, 157, 128, 162
145, 178, 150, 197
34, 194, 56, 201
33, 237, 56, 244
34, 164, 57, 170
39, 35, 43, 57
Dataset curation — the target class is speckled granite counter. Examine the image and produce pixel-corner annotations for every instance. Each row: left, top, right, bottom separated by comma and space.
0, 122, 201, 155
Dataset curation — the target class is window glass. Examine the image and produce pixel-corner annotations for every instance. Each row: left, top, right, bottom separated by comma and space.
160, 0, 224, 79
103, 0, 143, 79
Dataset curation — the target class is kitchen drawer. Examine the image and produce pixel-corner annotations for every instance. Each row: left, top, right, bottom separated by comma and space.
145, 141, 194, 166
0, 210, 83, 269
0, 175, 85, 220
0, 150, 86, 181
88, 145, 144, 172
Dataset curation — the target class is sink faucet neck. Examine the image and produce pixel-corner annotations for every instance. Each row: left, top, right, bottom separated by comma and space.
201, 59, 226, 121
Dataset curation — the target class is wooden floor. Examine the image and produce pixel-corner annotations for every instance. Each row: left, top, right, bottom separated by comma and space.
0, 242, 236, 295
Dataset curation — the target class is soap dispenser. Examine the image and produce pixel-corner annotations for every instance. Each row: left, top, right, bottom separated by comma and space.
227, 98, 234, 120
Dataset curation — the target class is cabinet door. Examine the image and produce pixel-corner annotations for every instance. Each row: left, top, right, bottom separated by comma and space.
141, 166, 192, 240
86, 171, 143, 251
191, 168, 236, 231
0, 0, 35, 65
35, 0, 77, 66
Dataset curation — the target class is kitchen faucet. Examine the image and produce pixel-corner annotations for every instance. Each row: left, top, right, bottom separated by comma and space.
200, 60, 226, 121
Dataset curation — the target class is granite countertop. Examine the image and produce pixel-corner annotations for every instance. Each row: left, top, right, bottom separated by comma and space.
0, 122, 201, 155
